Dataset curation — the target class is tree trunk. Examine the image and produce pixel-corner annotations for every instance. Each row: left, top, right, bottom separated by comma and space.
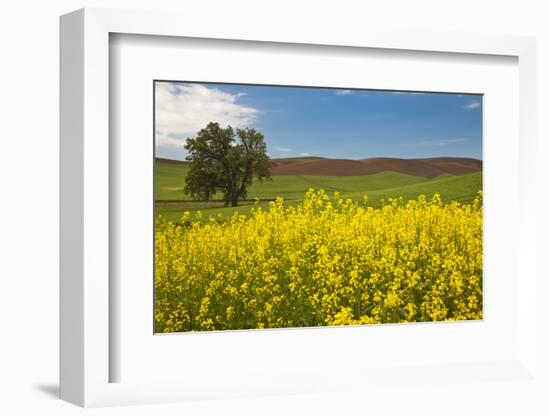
230, 194, 239, 207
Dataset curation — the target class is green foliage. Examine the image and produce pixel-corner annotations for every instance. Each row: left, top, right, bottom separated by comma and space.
184, 122, 271, 206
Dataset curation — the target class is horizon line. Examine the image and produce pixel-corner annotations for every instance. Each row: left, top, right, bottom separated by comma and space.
155, 155, 483, 163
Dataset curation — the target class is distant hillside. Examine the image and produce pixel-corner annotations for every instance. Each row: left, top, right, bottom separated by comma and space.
270, 156, 326, 167
156, 157, 190, 166
156, 156, 481, 178
271, 156, 481, 177
155, 157, 482, 222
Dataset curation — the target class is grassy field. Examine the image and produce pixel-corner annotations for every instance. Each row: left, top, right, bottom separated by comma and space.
155, 159, 482, 223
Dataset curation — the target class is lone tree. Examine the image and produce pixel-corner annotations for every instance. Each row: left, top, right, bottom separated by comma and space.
184, 122, 271, 207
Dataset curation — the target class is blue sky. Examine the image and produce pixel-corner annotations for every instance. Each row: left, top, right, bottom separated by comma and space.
155, 81, 482, 161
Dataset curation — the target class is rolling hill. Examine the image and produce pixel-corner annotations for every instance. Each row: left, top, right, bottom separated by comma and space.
271, 156, 481, 177
157, 156, 481, 178
155, 157, 482, 222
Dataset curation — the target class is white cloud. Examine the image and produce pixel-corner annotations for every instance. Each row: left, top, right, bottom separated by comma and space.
335, 89, 353, 96
155, 82, 259, 150
300, 152, 311, 156
463, 101, 481, 110
276, 147, 293, 152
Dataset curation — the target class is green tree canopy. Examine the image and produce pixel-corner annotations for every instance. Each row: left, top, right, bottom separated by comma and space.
184, 122, 271, 207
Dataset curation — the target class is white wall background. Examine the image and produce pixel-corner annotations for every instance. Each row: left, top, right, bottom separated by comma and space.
0, 1, 548, 415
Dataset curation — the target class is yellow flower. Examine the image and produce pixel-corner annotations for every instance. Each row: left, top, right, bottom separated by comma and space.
154, 190, 483, 332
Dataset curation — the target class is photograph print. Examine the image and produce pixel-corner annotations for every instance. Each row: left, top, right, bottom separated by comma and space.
154, 81, 483, 333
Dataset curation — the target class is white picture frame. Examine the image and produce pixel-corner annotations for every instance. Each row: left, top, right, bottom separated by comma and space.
60, 7, 539, 408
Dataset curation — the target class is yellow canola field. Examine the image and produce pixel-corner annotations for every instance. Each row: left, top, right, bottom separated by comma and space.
155, 189, 483, 332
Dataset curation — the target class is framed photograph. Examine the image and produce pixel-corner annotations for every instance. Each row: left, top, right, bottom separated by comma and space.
60, 8, 539, 408
152, 80, 484, 334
